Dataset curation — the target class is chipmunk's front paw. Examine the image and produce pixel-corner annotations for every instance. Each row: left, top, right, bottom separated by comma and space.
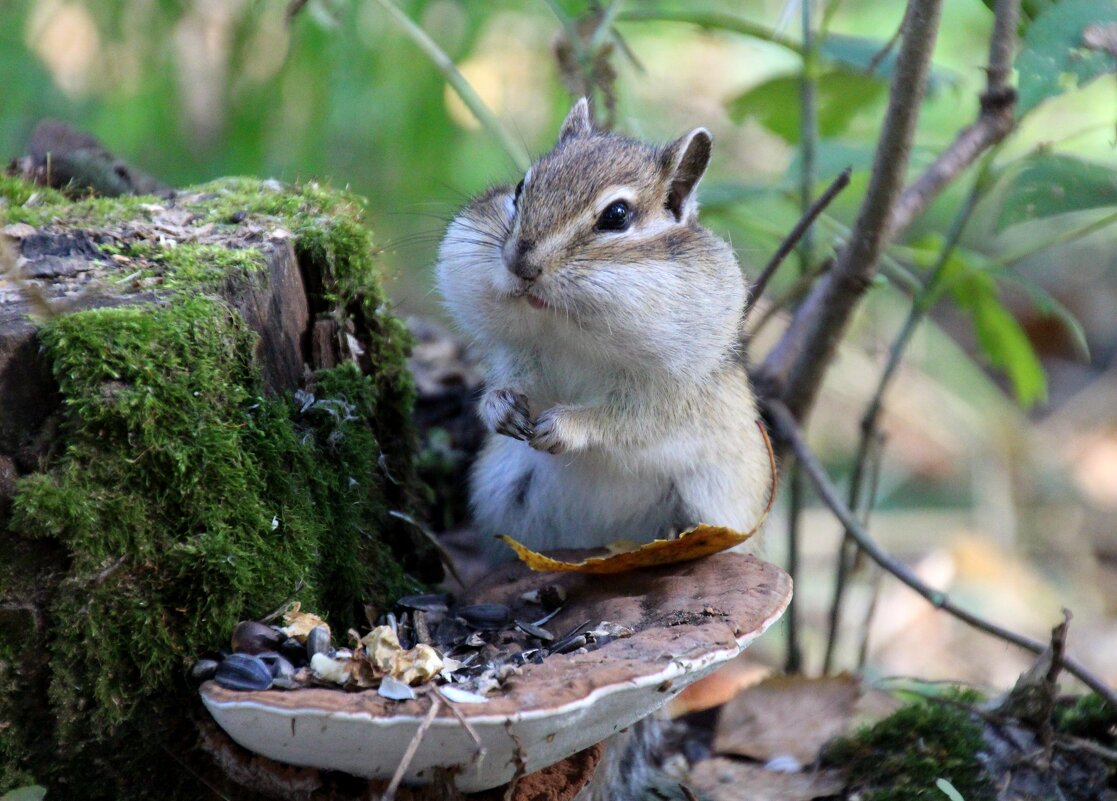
530, 407, 588, 455
481, 388, 534, 440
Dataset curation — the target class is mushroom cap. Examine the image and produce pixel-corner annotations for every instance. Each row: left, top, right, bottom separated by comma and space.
201, 552, 792, 792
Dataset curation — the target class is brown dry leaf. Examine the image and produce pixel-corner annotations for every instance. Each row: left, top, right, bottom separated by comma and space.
668, 658, 772, 718
500, 422, 777, 574
498, 524, 759, 574
280, 601, 329, 642
713, 674, 861, 766
689, 757, 845, 801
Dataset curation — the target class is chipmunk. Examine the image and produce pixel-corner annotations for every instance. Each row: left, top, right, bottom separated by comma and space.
437, 98, 772, 562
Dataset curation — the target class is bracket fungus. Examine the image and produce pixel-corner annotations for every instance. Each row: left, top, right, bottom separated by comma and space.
201, 552, 792, 793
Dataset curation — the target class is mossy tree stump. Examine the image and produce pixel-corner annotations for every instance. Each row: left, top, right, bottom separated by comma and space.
0, 176, 438, 799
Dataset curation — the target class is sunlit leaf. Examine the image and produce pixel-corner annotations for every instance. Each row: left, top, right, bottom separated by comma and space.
993, 154, 1117, 229
1016, 0, 1117, 114
499, 523, 758, 574
952, 273, 1047, 407
727, 69, 887, 143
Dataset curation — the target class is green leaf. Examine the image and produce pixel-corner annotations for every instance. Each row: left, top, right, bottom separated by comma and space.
0, 787, 47, 801
1016, 0, 1117, 114
993, 154, 1117, 228
936, 777, 967, 801
820, 34, 960, 91
786, 140, 878, 183
727, 69, 887, 143
952, 273, 1047, 407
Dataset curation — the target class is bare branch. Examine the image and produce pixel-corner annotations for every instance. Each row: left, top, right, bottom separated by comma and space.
755, 0, 944, 422
888, 0, 1020, 240
765, 399, 1117, 712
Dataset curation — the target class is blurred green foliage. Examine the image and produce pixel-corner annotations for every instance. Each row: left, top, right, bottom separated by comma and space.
0, 0, 1115, 408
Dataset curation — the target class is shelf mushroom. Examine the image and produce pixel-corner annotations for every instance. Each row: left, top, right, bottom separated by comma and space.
201, 552, 792, 793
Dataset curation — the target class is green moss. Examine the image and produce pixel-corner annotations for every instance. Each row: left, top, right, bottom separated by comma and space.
98, 241, 266, 287
0, 175, 67, 214
822, 692, 994, 801
1, 176, 151, 229
0, 176, 431, 798
1054, 694, 1117, 746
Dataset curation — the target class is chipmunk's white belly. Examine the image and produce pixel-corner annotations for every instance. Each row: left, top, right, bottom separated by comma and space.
471, 418, 768, 561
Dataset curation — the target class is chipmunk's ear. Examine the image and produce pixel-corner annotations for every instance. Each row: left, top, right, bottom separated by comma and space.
661, 127, 712, 222
558, 97, 593, 143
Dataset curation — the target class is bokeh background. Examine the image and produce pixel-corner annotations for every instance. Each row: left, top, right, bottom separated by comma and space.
3, 0, 1116, 694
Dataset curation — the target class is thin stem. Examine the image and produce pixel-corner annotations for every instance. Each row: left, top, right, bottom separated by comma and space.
766, 399, 1117, 712
588, 0, 623, 53
746, 168, 852, 316
822, 161, 987, 672
814, 213, 923, 294
785, 459, 804, 674
543, 0, 585, 58
822, 429, 883, 673
855, 563, 883, 670
617, 7, 803, 54
374, 0, 531, 172
799, 0, 819, 274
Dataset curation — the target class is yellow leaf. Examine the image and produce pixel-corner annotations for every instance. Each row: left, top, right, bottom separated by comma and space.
499, 421, 778, 574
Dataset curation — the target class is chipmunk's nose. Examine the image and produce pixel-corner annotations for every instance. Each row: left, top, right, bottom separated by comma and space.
504, 239, 540, 281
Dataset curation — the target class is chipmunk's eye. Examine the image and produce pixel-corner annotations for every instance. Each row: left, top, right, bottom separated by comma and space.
596, 200, 631, 232
514, 179, 525, 206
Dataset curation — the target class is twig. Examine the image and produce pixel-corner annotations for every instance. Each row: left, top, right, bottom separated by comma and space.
755, 0, 944, 424
1056, 733, 1117, 764
373, 0, 531, 171
442, 695, 486, 769
745, 168, 850, 316
1038, 612, 1070, 756
865, 16, 905, 77
784, 460, 803, 674
765, 398, 1117, 712
285, 0, 310, 22
855, 565, 884, 671
90, 555, 128, 587
887, 0, 1020, 240
680, 784, 701, 801
389, 510, 466, 588
382, 695, 442, 801
588, 0, 623, 53
502, 722, 527, 801
823, 429, 884, 673
822, 161, 987, 672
